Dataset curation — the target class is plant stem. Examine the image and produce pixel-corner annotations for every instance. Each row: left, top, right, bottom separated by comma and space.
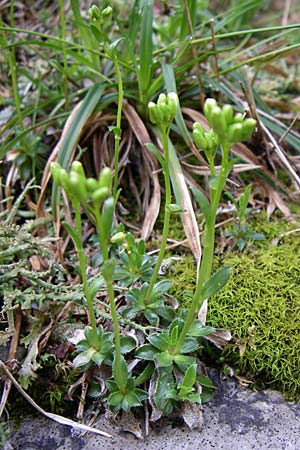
73, 201, 98, 339
94, 208, 123, 389
112, 51, 123, 199
173, 145, 230, 354
145, 129, 171, 305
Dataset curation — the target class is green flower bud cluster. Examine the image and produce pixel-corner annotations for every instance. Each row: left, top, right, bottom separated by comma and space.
193, 123, 220, 153
203, 98, 257, 145
50, 161, 112, 208
148, 92, 179, 129
88, 5, 113, 41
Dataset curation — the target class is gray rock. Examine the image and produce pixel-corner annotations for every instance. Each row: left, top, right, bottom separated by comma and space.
6, 372, 300, 450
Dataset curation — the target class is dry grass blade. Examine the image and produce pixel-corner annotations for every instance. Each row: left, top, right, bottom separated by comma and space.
0, 361, 112, 438
260, 120, 300, 189
122, 100, 161, 239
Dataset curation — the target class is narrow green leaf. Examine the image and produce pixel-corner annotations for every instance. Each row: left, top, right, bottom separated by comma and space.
134, 362, 155, 386
238, 184, 252, 220
173, 354, 196, 368
148, 333, 170, 351
135, 344, 155, 360
62, 221, 81, 250
180, 337, 199, 354
200, 266, 232, 300
146, 142, 165, 170
188, 320, 215, 337
120, 336, 136, 354
139, 0, 153, 103
166, 203, 184, 213
113, 355, 128, 391
73, 347, 96, 368
182, 364, 197, 388
155, 351, 174, 368
190, 185, 211, 223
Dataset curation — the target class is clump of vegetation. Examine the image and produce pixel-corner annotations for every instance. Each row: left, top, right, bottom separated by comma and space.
174, 215, 300, 400
209, 232, 300, 400
1, 0, 300, 440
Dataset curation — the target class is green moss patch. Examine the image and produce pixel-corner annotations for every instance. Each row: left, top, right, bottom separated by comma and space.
169, 216, 300, 400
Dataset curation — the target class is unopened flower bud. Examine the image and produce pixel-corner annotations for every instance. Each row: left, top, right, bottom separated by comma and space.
86, 177, 99, 193
69, 171, 88, 203
91, 187, 110, 206
222, 104, 234, 126
101, 6, 112, 18
241, 118, 256, 141
98, 167, 112, 190
70, 161, 85, 178
233, 113, 243, 123
111, 231, 127, 244
88, 5, 101, 21
59, 169, 71, 193
203, 98, 218, 123
227, 123, 243, 144
50, 162, 62, 185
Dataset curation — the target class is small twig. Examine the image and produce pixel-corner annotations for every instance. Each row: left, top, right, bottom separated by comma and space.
279, 114, 299, 144
144, 386, 150, 436
0, 361, 112, 438
76, 372, 88, 421
260, 120, 300, 189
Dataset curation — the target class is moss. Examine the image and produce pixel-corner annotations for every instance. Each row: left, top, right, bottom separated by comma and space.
168, 254, 196, 305
169, 213, 300, 400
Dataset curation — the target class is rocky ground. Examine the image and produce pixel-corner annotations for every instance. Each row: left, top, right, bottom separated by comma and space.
5, 370, 300, 450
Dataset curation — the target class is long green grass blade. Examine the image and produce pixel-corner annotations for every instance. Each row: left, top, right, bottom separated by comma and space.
51, 83, 104, 218
138, 0, 154, 106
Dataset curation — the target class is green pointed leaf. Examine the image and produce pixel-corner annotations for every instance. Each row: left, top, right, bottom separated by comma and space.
144, 309, 159, 326
62, 221, 82, 250
197, 375, 215, 389
181, 364, 197, 388
120, 336, 136, 354
135, 344, 155, 361
166, 203, 184, 213
190, 185, 211, 223
73, 347, 96, 368
200, 266, 232, 300
101, 258, 116, 283
180, 337, 199, 353
92, 351, 105, 366
146, 142, 165, 169
238, 184, 252, 220
173, 354, 196, 368
107, 391, 124, 407
154, 351, 174, 368
148, 333, 170, 351
134, 362, 155, 386
188, 320, 215, 337
113, 355, 128, 391
170, 326, 179, 347
84, 326, 101, 350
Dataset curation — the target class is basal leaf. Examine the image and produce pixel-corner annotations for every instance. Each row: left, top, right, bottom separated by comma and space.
154, 351, 174, 368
